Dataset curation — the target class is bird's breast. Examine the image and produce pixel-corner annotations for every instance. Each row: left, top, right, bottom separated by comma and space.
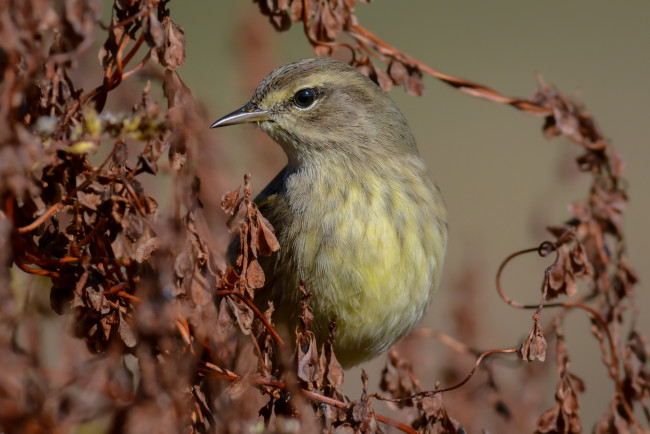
263, 161, 447, 366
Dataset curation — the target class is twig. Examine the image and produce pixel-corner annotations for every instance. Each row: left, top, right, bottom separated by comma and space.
17, 203, 63, 234
374, 348, 518, 403
347, 24, 550, 115
215, 289, 285, 347
408, 328, 473, 355
202, 363, 417, 434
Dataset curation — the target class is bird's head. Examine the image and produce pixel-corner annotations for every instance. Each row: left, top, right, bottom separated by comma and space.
211, 57, 417, 166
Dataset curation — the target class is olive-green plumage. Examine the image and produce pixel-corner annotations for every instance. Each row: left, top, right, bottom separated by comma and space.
212, 58, 447, 367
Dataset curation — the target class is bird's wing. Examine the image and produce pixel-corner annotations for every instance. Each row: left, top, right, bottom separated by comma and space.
254, 166, 288, 213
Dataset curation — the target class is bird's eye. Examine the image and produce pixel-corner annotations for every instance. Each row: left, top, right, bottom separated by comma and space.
293, 88, 317, 108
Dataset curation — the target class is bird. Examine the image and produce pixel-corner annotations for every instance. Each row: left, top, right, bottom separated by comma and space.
211, 57, 447, 368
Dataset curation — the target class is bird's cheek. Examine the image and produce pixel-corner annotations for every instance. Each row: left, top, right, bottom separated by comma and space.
261, 122, 296, 148
259, 120, 285, 138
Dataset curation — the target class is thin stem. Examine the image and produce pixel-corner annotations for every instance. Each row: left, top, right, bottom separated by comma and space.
347, 24, 549, 114
374, 348, 518, 403
202, 363, 417, 434
215, 289, 285, 347
17, 203, 62, 234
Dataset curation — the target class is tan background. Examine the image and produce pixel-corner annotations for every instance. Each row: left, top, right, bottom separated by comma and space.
168, 1, 649, 430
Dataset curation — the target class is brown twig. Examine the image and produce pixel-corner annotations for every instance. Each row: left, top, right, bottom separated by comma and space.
105, 282, 129, 295
81, 32, 147, 107
99, 7, 150, 31
215, 289, 285, 347
408, 328, 474, 355
374, 348, 519, 403
496, 240, 639, 426
202, 363, 417, 434
347, 24, 550, 115
14, 257, 60, 279
17, 203, 63, 234
495, 240, 562, 310
117, 291, 141, 304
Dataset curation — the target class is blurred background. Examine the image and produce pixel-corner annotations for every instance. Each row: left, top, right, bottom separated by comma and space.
152, 0, 650, 430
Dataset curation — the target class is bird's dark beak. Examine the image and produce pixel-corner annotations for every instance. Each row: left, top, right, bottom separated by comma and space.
210, 102, 270, 128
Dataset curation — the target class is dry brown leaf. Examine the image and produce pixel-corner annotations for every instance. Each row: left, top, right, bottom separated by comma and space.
297, 332, 320, 384
245, 258, 265, 290
151, 17, 186, 70
518, 320, 547, 362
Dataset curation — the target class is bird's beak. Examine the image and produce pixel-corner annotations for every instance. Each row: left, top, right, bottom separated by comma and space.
210, 102, 270, 128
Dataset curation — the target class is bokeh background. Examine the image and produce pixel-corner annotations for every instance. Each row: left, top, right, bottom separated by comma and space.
159, 1, 650, 430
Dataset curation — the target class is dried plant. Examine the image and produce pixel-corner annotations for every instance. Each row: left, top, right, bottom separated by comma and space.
0, 1, 647, 433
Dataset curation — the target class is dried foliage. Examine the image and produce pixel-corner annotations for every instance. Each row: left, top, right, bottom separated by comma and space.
535, 320, 585, 434
0, 1, 648, 433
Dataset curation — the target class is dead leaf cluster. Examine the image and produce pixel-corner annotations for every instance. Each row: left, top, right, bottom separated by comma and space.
254, 0, 426, 95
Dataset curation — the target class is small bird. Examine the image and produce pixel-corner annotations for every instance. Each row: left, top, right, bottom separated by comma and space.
211, 58, 447, 367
